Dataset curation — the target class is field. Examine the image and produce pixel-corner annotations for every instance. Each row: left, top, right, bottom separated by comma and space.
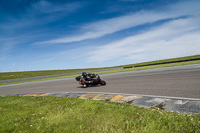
0, 67, 116, 81
0, 96, 200, 133
122, 55, 200, 68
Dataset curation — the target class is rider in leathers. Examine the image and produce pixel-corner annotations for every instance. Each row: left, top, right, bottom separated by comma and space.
80, 72, 93, 88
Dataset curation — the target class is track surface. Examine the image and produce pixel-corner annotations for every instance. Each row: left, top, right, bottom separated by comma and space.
0, 65, 200, 98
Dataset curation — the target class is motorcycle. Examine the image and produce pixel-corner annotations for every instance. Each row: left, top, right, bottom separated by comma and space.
75, 73, 106, 88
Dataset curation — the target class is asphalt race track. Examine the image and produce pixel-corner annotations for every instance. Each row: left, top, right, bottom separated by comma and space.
0, 65, 200, 99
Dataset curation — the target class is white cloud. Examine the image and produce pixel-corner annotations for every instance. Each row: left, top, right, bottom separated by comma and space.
37, 0, 200, 45
87, 17, 200, 63
36, 10, 173, 44
0, 1, 83, 60
44, 57, 56, 63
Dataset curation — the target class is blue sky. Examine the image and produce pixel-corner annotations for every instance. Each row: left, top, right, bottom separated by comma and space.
0, 0, 200, 72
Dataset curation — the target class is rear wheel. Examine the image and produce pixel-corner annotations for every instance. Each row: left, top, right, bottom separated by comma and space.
100, 80, 106, 85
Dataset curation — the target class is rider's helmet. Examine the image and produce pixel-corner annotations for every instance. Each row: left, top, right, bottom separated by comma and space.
82, 72, 87, 78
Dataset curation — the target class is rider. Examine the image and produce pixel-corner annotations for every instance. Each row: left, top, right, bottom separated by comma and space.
80, 72, 93, 87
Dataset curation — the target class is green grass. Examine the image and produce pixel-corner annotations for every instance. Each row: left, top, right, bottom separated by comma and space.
122, 55, 200, 68
96, 60, 200, 74
0, 96, 199, 133
0, 67, 117, 81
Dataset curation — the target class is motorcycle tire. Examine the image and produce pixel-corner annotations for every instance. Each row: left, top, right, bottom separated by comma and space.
82, 84, 87, 88
100, 80, 106, 85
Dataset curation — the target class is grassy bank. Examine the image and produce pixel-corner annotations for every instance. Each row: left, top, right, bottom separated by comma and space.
0, 96, 199, 133
96, 60, 200, 75
122, 55, 200, 68
0, 60, 200, 86
0, 55, 200, 81
0, 67, 116, 81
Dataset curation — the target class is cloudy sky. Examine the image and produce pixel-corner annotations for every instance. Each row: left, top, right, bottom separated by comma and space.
0, 0, 200, 72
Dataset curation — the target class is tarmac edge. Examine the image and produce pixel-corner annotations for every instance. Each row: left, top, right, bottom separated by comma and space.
2, 92, 200, 114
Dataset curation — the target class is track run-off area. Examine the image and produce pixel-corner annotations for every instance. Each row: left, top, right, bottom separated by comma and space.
0, 64, 200, 99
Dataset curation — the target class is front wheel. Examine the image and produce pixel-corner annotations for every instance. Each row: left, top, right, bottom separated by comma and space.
100, 80, 106, 85
82, 84, 88, 88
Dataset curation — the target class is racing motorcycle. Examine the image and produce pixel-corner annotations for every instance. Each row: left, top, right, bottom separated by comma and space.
75, 73, 106, 88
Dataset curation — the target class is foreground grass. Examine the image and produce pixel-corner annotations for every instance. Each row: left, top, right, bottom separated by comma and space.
0, 96, 199, 133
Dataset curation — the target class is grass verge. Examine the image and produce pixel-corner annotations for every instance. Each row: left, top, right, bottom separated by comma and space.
1, 60, 200, 86
96, 60, 200, 74
0, 67, 117, 81
122, 55, 200, 68
0, 96, 199, 133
